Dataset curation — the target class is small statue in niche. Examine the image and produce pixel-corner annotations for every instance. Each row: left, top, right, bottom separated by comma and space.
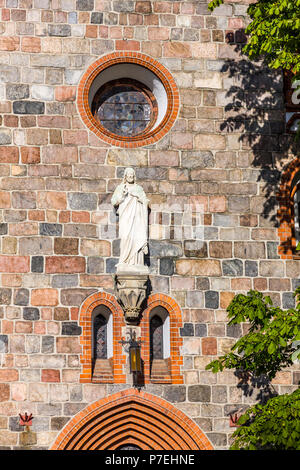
111, 167, 149, 274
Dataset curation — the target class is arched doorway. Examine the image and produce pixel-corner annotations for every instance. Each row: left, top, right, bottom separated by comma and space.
50, 389, 213, 450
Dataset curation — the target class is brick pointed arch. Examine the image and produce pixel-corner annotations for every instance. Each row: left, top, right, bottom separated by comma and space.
79, 291, 126, 384
277, 159, 300, 259
50, 389, 213, 450
141, 293, 183, 384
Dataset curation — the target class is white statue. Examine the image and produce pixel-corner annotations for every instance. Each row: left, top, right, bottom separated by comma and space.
111, 167, 149, 274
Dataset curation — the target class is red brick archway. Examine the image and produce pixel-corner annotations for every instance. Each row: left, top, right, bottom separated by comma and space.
50, 389, 213, 450
141, 293, 183, 384
79, 291, 126, 384
277, 158, 300, 259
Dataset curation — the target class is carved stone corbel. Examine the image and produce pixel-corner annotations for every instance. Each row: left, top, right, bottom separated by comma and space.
114, 273, 148, 323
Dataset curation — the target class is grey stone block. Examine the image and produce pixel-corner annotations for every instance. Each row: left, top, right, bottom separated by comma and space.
205, 291, 219, 309
282, 292, 295, 309
26, 335, 40, 354
76, 0, 94, 10
159, 258, 174, 276
203, 227, 218, 240
31, 417, 50, 432
226, 324, 242, 338
112, 0, 134, 11
211, 386, 227, 404
222, 259, 243, 276
87, 257, 104, 274
245, 260, 258, 277
0, 131, 11, 145
42, 336, 54, 354
267, 241, 280, 259
106, 258, 118, 273
112, 239, 120, 257
196, 278, 210, 290
181, 151, 214, 169
9, 417, 23, 432
195, 324, 207, 337
63, 402, 87, 415
31, 256, 44, 273
149, 240, 182, 258
68, 193, 98, 211
206, 433, 227, 447
40, 223, 62, 236
91, 12, 103, 23
61, 322, 82, 336
14, 289, 29, 306
6, 84, 29, 100
0, 65, 20, 83
68, 12, 77, 24
180, 323, 194, 337
51, 417, 70, 430
52, 275, 79, 288
23, 307, 40, 321
0, 335, 8, 353
13, 101, 45, 114
188, 385, 211, 402
36, 404, 62, 416
70, 385, 83, 402
48, 24, 71, 36
163, 386, 186, 403
0, 224, 7, 235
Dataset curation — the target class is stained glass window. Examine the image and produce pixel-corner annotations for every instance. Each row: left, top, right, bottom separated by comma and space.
92, 79, 157, 138
150, 315, 164, 361
94, 314, 107, 359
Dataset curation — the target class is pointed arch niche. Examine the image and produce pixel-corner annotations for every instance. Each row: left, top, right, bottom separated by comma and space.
79, 292, 127, 384
141, 293, 183, 384
50, 389, 213, 450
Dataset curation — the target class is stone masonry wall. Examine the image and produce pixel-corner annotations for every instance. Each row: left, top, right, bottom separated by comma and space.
0, 0, 299, 450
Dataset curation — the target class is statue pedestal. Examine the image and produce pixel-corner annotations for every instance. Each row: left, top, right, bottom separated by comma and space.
114, 270, 149, 323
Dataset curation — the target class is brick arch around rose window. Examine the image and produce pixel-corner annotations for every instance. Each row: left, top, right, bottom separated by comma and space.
50, 388, 214, 450
140, 293, 183, 384
277, 158, 300, 259
79, 291, 127, 384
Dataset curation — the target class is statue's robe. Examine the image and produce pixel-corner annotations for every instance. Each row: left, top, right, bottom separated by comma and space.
111, 183, 148, 267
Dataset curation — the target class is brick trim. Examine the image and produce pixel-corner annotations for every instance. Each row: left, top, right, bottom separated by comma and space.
141, 293, 183, 384
277, 159, 300, 259
50, 389, 213, 450
79, 291, 127, 384
77, 52, 179, 148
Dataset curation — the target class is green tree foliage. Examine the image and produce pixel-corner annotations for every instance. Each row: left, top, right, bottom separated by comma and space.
206, 288, 300, 449
208, 0, 300, 82
206, 288, 300, 380
230, 388, 300, 450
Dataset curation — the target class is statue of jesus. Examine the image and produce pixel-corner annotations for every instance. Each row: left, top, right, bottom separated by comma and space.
111, 167, 149, 273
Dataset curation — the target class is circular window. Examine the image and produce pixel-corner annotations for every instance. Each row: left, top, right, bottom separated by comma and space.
77, 52, 179, 148
91, 79, 158, 138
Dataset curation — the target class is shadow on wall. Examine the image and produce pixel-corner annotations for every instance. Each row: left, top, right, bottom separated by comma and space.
220, 32, 299, 255
221, 35, 299, 407
234, 369, 278, 404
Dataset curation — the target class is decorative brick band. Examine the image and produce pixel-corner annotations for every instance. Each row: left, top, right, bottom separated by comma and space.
50, 388, 213, 450
141, 293, 183, 384
77, 52, 179, 148
277, 159, 300, 259
79, 291, 127, 384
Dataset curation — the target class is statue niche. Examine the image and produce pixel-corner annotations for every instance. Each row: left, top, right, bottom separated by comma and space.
112, 168, 149, 323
